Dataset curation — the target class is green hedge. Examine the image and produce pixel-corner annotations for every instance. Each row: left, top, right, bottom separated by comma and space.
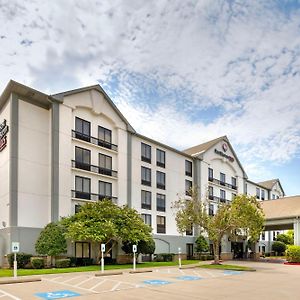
272, 241, 286, 255
55, 258, 71, 268
286, 245, 300, 263
7, 253, 32, 268
31, 257, 44, 269
155, 253, 175, 262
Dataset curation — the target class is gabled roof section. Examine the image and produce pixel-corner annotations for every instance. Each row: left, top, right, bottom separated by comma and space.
184, 135, 248, 178
52, 84, 136, 133
183, 136, 227, 156
258, 178, 285, 196
0, 80, 62, 111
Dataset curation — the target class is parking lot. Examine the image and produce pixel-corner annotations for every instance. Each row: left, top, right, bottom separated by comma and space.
0, 262, 300, 299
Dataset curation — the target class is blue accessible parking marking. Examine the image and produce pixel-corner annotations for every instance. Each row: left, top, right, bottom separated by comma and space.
176, 275, 202, 281
223, 270, 242, 276
35, 290, 81, 299
143, 279, 173, 286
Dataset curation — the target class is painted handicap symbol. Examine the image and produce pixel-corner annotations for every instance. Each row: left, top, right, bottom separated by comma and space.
176, 275, 202, 281
143, 279, 173, 286
35, 290, 81, 299
223, 270, 242, 276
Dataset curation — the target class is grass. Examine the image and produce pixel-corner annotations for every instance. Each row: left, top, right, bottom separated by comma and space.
0, 260, 200, 278
198, 264, 255, 271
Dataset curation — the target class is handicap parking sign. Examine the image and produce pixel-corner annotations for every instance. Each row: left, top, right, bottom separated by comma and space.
176, 275, 202, 281
143, 279, 172, 286
223, 270, 242, 276
35, 290, 81, 299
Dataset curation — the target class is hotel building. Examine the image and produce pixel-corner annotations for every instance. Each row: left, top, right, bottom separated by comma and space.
0, 81, 285, 265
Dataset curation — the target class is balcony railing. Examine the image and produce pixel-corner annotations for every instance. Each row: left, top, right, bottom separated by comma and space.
72, 160, 117, 178
141, 156, 151, 164
209, 195, 229, 204
141, 179, 151, 186
157, 161, 165, 168
71, 190, 117, 203
72, 130, 118, 152
157, 225, 166, 234
157, 206, 166, 212
157, 183, 166, 190
185, 171, 192, 177
208, 177, 237, 190
141, 203, 151, 210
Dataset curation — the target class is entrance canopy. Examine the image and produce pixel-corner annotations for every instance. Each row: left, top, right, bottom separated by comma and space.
261, 196, 300, 245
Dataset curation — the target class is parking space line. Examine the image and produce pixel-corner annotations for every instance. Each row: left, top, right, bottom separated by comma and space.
62, 275, 84, 283
75, 277, 94, 287
90, 279, 107, 291
0, 295, 6, 298
110, 282, 121, 291
42, 278, 97, 293
0, 289, 21, 300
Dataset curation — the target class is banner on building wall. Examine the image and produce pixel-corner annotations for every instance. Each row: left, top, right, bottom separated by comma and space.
0, 119, 9, 152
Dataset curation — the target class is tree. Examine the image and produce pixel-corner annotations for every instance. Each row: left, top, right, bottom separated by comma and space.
63, 200, 152, 260
276, 233, 293, 245
35, 222, 67, 266
122, 238, 155, 255
195, 235, 209, 253
173, 189, 265, 264
272, 241, 286, 255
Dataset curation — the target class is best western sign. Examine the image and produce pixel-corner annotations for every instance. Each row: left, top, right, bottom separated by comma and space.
214, 143, 234, 162
0, 119, 9, 152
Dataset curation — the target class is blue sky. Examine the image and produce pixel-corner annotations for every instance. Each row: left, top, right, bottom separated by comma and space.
0, 0, 299, 195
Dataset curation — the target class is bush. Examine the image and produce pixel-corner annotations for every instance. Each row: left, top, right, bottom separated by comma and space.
155, 253, 175, 262
31, 257, 44, 269
199, 254, 214, 261
272, 241, 286, 255
276, 233, 293, 245
264, 252, 271, 257
55, 258, 70, 268
7, 253, 32, 268
195, 235, 209, 253
121, 238, 156, 255
286, 245, 300, 263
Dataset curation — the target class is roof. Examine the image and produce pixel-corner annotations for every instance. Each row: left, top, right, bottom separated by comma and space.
0, 80, 62, 111
52, 85, 136, 133
261, 196, 300, 220
183, 135, 248, 178
183, 136, 227, 156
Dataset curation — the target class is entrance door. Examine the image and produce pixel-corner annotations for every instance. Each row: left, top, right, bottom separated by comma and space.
231, 242, 244, 259
186, 243, 194, 259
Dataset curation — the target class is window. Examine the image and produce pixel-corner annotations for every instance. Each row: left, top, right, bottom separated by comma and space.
262, 246, 266, 253
261, 190, 265, 200
273, 231, 276, 240
261, 232, 265, 241
75, 176, 90, 199
157, 194, 166, 212
231, 177, 237, 189
256, 188, 260, 199
75, 146, 91, 171
156, 149, 165, 168
157, 171, 166, 189
75, 242, 90, 258
220, 189, 226, 203
141, 143, 151, 163
99, 181, 112, 200
245, 183, 248, 194
98, 126, 112, 148
232, 193, 236, 200
157, 216, 166, 234
220, 173, 226, 185
141, 190, 151, 210
208, 168, 213, 181
209, 203, 214, 216
185, 180, 192, 196
75, 117, 90, 141
186, 224, 193, 236
99, 153, 112, 176
208, 186, 214, 200
185, 160, 192, 177
75, 204, 81, 214
141, 167, 151, 186
141, 214, 152, 226
272, 194, 276, 199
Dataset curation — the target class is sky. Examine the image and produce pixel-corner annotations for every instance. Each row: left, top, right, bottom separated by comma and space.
0, 0, 299, 195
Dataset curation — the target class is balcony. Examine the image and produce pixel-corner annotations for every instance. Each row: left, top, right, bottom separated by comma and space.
208, 195, 229, 204
141, 179, 151, 186
157, 206, 166, 212
141, 156, 151, 164
71, 190, 117, 203
141, 203, 151, 210
157, 161, 165, 168
157, 225, 166, 234
72, 130, 118, 152
185, 171, 192, 177
157, 183, 166, 190
72, 160, 117, 178
208, 177, 237, 190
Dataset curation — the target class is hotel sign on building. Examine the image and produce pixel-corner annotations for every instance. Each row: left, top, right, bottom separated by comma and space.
214, 143, 234, 162
0, 119, 9, 152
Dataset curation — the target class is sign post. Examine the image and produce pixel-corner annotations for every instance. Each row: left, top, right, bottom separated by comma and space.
101, 243, 105, 273
12, 242, 20, 278
132, 245, 137, 271
178, 247, 182, 268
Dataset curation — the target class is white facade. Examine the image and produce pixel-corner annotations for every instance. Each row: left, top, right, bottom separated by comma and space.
0, 81, 286, 265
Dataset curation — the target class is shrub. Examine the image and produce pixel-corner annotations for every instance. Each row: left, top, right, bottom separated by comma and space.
264, 252, 271, 257
276, 233, 293, 245
195, 235, 209, 253
55, 258, 70, 268
7, 253, 32, 268
286, 245, 300, 263
155, 253, 175, 262
121, 238, 156, 255
31, 257, 44, 269
272, 241, 286, 255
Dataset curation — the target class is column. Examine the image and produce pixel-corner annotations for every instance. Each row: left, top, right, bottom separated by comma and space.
294, 218, 300, 246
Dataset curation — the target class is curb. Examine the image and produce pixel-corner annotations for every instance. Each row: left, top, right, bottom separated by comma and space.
0, 277, 42, 285
128, 269, 153, 274
95, 271, 123, 277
